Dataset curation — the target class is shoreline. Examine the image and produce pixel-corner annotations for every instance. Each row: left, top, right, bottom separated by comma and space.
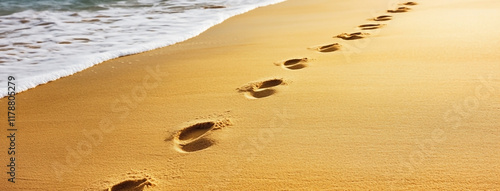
1, 0, 500, 190
0, 0, 288, 98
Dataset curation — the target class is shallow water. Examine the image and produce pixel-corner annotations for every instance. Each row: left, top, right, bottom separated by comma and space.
0, 0, 287, 97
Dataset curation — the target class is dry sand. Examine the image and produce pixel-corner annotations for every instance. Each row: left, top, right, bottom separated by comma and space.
1, 0, 500, 190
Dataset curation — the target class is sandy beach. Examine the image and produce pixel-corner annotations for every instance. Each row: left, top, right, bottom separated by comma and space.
1, 0, 500, 190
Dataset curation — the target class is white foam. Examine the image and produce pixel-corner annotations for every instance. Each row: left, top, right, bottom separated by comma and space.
0, 0, 287, 98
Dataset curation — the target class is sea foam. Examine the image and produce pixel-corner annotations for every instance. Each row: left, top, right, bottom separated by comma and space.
0, 0, 287, 98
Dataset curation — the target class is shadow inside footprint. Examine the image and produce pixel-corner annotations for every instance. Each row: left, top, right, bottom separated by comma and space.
334, 32, 368, 40
108, 178, 152, 191
372, 15, 392, 21
280, 58, 308, 70
247, 88, 276, 99
283, 58, 304, 66
359, 24, 385, 30
387, 7, 410, 13
402, 2, 418, 5
285, 63, 306, 70
238, 78, 285, 99
309, 43, 341, 53
176, 122, 215, 145
318, 43, 341, 52
169, 119, 232, 153
258, 79, 284, 89
178, 138, 215, 152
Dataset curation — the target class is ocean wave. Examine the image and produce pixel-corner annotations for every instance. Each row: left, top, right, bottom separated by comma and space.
0, 0, 287, 98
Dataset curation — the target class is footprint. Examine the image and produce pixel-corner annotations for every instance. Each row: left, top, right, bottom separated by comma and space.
105, 178, 153, 191
387, 7, 411, 13
177, 138, 215, 152
237, 78, 285, 99
175, 121, 215, 145
171, 119, 231, 153
371, 15, 392, 21
308, 43, 341, 53
333, 32, 369, 40
401, 2, 418, 6
359, 24, 385, 30
275, 58, 308, 70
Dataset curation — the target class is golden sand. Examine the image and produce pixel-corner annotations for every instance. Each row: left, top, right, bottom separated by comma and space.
1, 0, 499, 190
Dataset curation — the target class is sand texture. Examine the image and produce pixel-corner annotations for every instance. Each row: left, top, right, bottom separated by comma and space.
1, 0, 500, 190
